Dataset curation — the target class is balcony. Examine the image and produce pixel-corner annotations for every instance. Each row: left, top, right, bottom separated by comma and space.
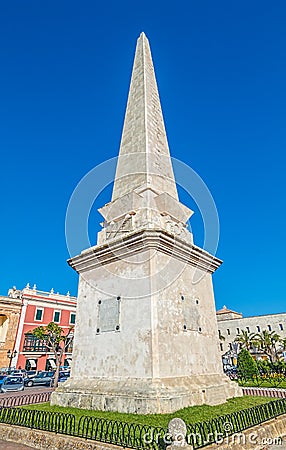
22, 333, 73, 354
23, 334, 48, 353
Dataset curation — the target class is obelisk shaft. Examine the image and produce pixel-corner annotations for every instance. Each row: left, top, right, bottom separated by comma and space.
112, 32, 179, 201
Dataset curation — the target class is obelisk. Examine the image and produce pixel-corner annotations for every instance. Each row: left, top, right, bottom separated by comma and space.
52, 33, 241, 413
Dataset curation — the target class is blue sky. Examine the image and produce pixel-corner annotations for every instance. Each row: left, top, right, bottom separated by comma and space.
0, 1, 285, 316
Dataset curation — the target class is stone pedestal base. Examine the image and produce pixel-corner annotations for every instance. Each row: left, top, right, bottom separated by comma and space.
51, 375, 242, 414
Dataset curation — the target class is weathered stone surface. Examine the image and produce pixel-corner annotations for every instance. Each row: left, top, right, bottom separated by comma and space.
0, 293, 21, 368
52, 32, 242, 413
0, 424, 129, 450
52, 373, 241, 414
112, 32, 178, 202
203, 415, 286, 450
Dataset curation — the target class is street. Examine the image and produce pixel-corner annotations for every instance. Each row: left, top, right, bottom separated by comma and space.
0, 387, 54, 448
0, 386, 54, 399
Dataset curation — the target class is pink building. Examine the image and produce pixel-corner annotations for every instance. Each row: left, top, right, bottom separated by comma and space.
12, 284, 77, 371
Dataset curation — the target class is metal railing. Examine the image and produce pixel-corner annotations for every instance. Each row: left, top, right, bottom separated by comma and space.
0, 391, 52, 408
0, 398, 285, 448
187, 399, 286, 448
0, 407, 166, 449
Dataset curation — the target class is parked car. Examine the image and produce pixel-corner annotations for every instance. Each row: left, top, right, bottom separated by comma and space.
24, 371, 54, 387
0, 367, 11, 374
10, 369, 26, 377
26, 370, 39, 379
1, 376, 24, 392
58, 371, 70, 383
0, 375, 7, 387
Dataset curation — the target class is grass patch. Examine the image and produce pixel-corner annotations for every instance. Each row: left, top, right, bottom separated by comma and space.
22, 396, 270, 427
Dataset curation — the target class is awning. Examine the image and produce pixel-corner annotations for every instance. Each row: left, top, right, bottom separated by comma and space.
29, 359, 36, 368
66, 359, 72, 366
48, 359, 56, 369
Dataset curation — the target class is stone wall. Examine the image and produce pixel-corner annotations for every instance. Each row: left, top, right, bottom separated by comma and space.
0, 423, 129, 450
203, 414, 286, 449
0, 295, 21, 368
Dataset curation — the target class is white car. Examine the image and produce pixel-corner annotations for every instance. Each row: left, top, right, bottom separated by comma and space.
1, 376, 24, 392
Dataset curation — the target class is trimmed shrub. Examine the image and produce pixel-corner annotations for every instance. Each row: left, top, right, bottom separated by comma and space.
237, 348, 258, 380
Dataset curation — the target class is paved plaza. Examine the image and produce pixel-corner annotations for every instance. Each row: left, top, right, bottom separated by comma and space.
0, 442, 33, 449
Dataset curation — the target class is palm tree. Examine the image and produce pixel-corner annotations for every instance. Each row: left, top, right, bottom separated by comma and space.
234, 330, 256, 351
279, 337, 286, 356
254, 330, 281, 364
218, 330, 225, 341
279, 337, 286, 350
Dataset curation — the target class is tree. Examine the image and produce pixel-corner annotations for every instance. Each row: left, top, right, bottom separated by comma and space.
32, 322, 74, 387
237, 348, 258, 380
218, 330, 225, 341
279, 337, 286, 353
234, 330, 257, 351
256, 359, 271, 375
254, 330, 281, 364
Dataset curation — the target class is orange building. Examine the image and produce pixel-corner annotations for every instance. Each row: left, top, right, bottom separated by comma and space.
12, 284, 77, 371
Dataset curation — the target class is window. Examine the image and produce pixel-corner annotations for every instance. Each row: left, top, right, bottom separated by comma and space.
257, 326, 261, 332
53, 310, 61, 323
267, 324, 272, 331
246, 326, 250, 333
25, 359, 37, 371
279, 323, 284, 331
70, 313, 76, 325
236, 328, 240, 334
227, 329, 230, 335
35, 308, 43, 321
45, 360, 56, 371
220, 343, 223, 351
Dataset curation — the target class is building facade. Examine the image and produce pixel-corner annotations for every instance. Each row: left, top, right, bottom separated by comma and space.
217, 305, 286, 361
0, 288, 22, 369
10, 285, 77, 371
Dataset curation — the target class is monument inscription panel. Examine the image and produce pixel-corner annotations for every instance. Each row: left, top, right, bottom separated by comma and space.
182, 296, 200, 331
97, 297, 120, 333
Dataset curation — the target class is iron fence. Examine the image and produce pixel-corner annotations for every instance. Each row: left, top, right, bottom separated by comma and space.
187, 398, 286, 448
0, 391, 52, 408
0, 407, 166, 450
0, 398, 285, 449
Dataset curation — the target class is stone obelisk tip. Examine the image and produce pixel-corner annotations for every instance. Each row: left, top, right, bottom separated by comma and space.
111, 32, 179, 202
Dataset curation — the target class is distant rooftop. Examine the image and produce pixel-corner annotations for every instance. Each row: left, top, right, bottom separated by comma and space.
7, 284, 77, 301
216, 305, 242, 315
216, 305, 286, 320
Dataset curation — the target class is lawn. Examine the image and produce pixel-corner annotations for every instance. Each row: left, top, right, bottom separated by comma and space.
23, 396, 271, 427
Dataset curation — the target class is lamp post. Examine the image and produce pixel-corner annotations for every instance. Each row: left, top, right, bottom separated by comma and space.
7, 349, 17, 369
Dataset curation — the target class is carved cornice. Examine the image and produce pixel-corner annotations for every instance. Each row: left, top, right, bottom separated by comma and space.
0, 296, 22, 314
68, 229, 222, 274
